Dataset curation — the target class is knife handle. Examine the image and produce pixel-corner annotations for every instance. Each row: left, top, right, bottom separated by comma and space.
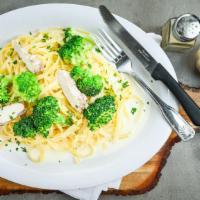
152, 63, 200, 126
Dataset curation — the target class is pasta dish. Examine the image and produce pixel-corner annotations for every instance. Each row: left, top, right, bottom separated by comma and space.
0, 28, 144, 162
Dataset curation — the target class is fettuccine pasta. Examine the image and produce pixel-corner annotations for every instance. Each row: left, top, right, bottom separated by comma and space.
0, 28, 144, 162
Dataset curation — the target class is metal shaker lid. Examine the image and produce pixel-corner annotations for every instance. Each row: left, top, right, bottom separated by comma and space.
173, 14, 200, 41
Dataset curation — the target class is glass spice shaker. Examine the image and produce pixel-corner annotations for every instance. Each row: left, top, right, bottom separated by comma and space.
161, 14, 200, 52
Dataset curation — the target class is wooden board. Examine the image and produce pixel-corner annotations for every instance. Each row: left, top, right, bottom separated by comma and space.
0, 85, 198, 196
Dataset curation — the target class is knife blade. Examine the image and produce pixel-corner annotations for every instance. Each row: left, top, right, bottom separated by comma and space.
99, 5, 200, 126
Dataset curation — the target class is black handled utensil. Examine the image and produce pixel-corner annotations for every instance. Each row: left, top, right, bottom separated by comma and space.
99, 5, 200, 126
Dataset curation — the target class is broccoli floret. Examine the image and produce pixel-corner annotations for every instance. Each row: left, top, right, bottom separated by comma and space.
13, 71, 41, 103
63, 28, 73, 42
59, 35, 85, 65
55, 113, 73, 126
13, 116, 36, 138
58, 35, 94, 65
13, 96, 69, 138
76, 76, 103, 96
70, 65, 87, 81
83, 95, 116, 130
70, 66, 103, 96
32, 96, 59, 137
0, 75, 11, 104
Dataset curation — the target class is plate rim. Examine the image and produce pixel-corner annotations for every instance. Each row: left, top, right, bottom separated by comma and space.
0, 3, 178, 190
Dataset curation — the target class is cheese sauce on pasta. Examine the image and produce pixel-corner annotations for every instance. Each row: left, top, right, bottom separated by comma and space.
0, 28, 144, 162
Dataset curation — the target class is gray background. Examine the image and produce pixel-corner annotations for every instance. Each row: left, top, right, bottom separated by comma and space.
0, 0, 200, 200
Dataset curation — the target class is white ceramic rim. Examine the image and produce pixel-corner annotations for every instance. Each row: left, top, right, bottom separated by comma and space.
0, 3, 178, 190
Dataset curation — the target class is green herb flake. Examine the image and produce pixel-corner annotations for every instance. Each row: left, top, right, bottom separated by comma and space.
13, 60, 17, 64
41, 33, 49, 42
9, 48, 14, 56
66, 114, 73, 126
131, 107, 137, 115
122, 81, 129, 88
16, 140, 20, 146
95, 48, 101, 53
47, 45, 51, 50
88, 64, 92, 69
9, 115, 14, 120
8, 138, 12, 143
21, 147, 27, 152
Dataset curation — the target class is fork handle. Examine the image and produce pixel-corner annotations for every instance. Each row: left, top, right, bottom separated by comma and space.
152, 63, 200, 126
131, 73, 195, 141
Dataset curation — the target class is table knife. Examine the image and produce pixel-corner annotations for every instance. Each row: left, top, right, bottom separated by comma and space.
99, 5, 200, 126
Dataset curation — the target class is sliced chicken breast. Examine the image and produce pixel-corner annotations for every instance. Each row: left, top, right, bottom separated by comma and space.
12, 40, 43, 73
57, 70, 88, 111
0, 103, 25, 125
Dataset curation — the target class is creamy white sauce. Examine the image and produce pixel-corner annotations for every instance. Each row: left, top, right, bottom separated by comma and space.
41, 74, 151, 163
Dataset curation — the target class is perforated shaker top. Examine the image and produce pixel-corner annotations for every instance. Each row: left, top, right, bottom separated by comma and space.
173, 14, 200, 41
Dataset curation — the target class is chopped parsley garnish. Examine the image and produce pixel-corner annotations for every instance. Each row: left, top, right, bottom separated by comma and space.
21, 147, 27, 152
131, 107, 137, 115
13, 60, 17, 64
122, 81, 129, 88
16, 140, 20, 146
95, 48, 101, 53
9, 48, 14, 56
41, 33, 49, 42
9, 115, 14, 120
66, 114, 73, 126
8, 138, 12, 143
88, 64, 92, 69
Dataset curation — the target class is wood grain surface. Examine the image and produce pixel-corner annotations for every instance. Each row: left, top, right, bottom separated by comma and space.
0, 85, 198, 196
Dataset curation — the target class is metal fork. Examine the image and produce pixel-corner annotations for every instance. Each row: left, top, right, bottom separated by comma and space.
95, 29, 195, 141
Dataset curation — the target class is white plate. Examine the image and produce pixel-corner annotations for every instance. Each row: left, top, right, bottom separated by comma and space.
0, 4, 178, 190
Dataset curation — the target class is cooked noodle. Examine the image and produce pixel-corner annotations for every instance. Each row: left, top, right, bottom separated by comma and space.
0, 28, 144, 162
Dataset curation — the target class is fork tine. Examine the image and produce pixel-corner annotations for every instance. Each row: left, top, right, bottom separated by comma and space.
95, 34, 117, 60
97, 30, 121, 57
93, 34, 116, 62
99, 29, 122, 53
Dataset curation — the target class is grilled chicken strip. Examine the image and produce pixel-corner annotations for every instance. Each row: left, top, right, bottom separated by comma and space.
12, 40, 43, 73
57, 70, 88, 111
0, 103, 25, 125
